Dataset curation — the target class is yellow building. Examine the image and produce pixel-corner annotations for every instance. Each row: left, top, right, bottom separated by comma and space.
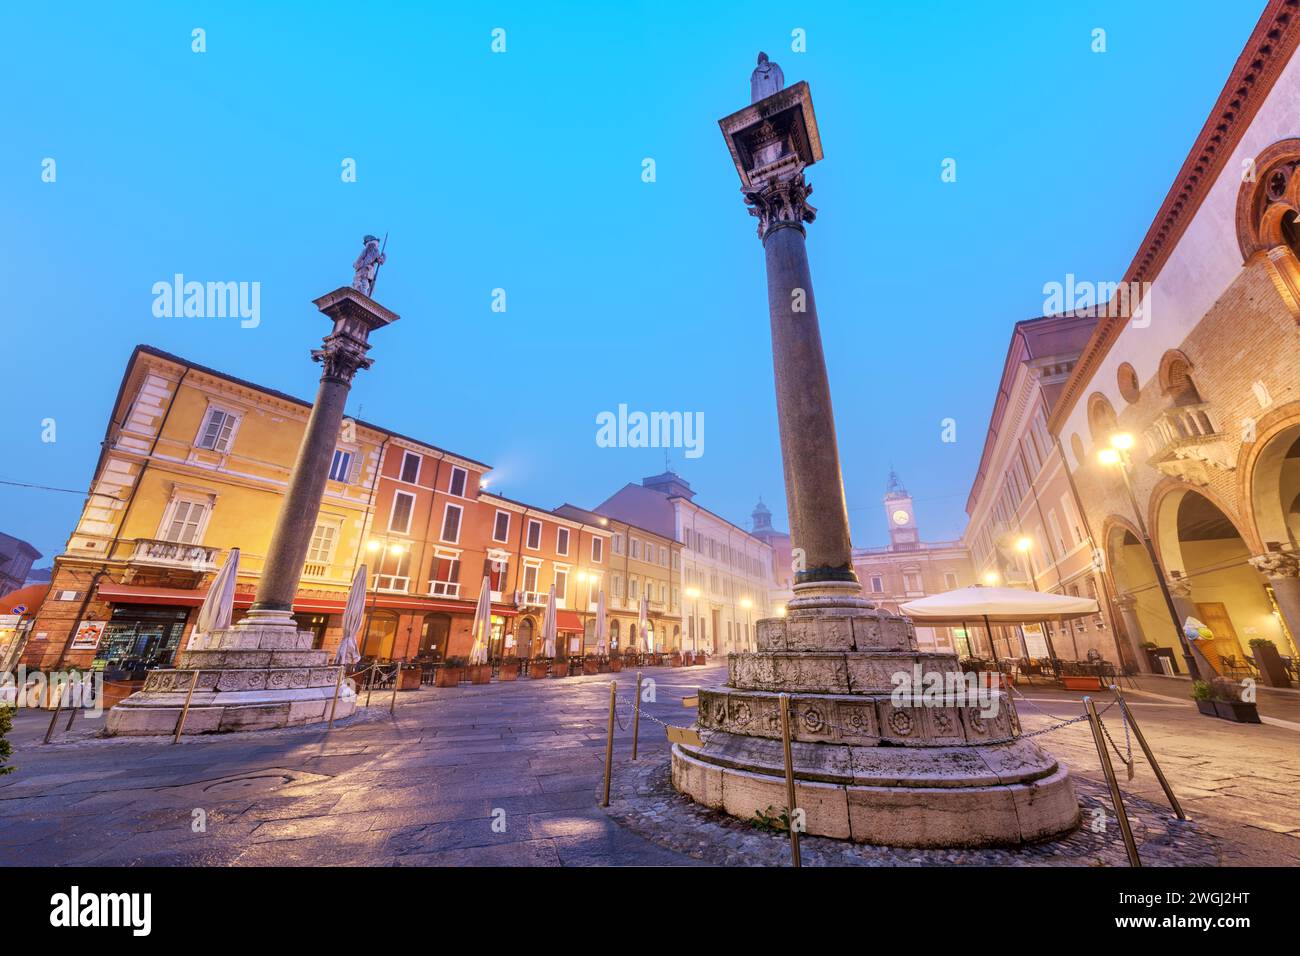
28, 346, 389, 670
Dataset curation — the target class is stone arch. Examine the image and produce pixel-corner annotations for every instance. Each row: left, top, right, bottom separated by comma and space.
1149, 477, 1257, 572
1239, 404, 1300, 550
1235, 138, 1300, 320
1156, 349, 1201, 405
1086, 392, 1119, 446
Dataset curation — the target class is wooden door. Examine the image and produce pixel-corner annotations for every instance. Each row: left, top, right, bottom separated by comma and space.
1194, 602, 1244, 660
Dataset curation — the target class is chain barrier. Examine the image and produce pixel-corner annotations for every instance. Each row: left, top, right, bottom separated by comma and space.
1097, 706, 1135, 780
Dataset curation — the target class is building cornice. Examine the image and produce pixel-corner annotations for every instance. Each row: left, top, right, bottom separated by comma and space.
1048, 0, 1300, 435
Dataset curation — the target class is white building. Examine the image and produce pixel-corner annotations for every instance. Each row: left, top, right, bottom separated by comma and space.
596, 471, 780, 654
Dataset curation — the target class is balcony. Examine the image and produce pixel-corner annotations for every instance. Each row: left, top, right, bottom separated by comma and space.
128, 538, 219, 572
429, 580, 461, 599
302, 561, 331, 581
1143, 402, 1232, 486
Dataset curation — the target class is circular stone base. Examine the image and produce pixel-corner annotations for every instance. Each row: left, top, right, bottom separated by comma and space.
617, 757, 1216, 865
671, 744, 1079, 848
106, 686, 356, 736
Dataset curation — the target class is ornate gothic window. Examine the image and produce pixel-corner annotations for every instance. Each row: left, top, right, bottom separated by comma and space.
1236, 138, 1300, 321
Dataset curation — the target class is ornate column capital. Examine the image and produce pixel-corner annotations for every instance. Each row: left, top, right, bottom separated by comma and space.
311, 331, 374, 386
745, 168, 817, 241
1166, 577, 1195, 599
1250, 547, 1300, 578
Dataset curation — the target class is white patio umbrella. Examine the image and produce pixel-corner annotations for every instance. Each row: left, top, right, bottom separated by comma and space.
468, 575, 492, 666
540, 585, 557, 658
333, 563, 366, 668
594, 589, 608, 655
639, 596, 653, 653
188, 547, 240, 648
900, 585, 1098, 665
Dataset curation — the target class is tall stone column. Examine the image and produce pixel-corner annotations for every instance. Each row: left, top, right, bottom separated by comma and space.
247, 288, 399, 622
669, 57, 1079, 848
108, 281, 400, 736
1249, 548, 1300, 656
1114, 592, 1153, 673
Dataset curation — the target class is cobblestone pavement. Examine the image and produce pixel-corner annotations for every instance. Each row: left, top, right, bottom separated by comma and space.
0, 664, 1296, 866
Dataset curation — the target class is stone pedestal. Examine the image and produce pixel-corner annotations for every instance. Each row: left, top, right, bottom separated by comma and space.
107, 610, 356, 735
671, 586, 1078, 847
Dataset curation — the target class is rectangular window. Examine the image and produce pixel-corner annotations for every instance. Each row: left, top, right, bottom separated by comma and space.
448, 466, 467, 497
631, 538, 641, 560
388, 490, 415, 534
374, 549, 411, 592
430, 552, 461, 597
522, 563, 539, 594
441, 503, 463, 543
492, 510, 511, 543
613, 533, 624, 555
591, 537, 603, 563
672, 552, 680, 570
904, 573, 921, 592
614, 575, 625, 598
659, 546, 667, 566
400, 451, 421, 484
556, 527, 570, 556
307, 523, 337, 564
944, 571, 958, 591
553, 567, 568, 602
328, 449, 353, 482
487, 556, 508, 592
526, 519, 542, 550
196, 408, 237, 452
629, 577, 639, 599
163, 500, 207, 544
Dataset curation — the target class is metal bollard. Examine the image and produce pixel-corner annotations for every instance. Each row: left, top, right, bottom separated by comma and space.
1115, 695, 1185, 820
631, 671, 643, 761
327, 665, 346, 729
390, 664, 400, 716
173, 670, 201, 744
1084, 696, 1140, 866
601, 681, 617, 807
43, 682, 65, 745
777, 693, 802, 868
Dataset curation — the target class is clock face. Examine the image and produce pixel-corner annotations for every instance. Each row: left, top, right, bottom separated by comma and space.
892, 509, 910, 526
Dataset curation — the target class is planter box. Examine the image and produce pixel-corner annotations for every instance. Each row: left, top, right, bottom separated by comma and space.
1213, 699, 1261, 723
468, 665, 492, 685
550, 663, 569, 678
583, 659, 601, 675
435, 667, 463, 688
498, 663, 519, 681
1195, 699, 1217, 717
529, 661, 550, 680
1252, 643, 1292, 688
610, 659, 624, 672
1060, 676, 1103, 691
671, 654, 684, 667
397, 667, 423, 691
692, 654, 706, 666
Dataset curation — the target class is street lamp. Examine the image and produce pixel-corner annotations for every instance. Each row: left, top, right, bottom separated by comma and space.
982, 570, 1000, 586
685, 586, 701, 653
1010, 533, 1059, 671
1099, 432, 1200, 679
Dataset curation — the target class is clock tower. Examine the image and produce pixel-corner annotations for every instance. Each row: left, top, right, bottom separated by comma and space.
884, 469, 918, 550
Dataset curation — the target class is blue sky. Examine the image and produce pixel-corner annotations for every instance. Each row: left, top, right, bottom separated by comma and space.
0, 1, 1264, 562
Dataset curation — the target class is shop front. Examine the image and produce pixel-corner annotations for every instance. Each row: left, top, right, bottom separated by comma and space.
93, 604, 191, 677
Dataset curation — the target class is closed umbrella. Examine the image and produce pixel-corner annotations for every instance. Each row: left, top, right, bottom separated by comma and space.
594, 589, 608, 655
189, 547, 240, 648
540, 585, 557, 658
334, 563, 366, 668
638, 596, 652, 653
469, 576, 492, 666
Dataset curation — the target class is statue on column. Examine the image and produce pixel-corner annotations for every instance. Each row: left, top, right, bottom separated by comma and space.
750, 52, 784, 103
351, 234, 387, 298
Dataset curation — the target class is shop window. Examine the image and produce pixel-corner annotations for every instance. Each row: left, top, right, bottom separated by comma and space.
94, 605, 190, 672
418, 613, 450, 659
293, 613, 329, 650
361, 611, 399, 660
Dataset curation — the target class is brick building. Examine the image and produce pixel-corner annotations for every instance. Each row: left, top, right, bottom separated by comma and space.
1048, 0, 1300, 674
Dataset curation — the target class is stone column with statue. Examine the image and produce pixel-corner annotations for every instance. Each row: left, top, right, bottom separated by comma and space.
669, 56, 1079, 846
108, 239, 400, 735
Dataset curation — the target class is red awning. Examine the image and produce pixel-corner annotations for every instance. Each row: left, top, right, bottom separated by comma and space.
556, 610, 584, 633
95, 581, 515, 617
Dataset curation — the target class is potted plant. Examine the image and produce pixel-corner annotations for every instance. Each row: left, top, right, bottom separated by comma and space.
550, 657, 570, 678
671, 651, 684, 667
497, 657, 520, 681
583, 656, 601, 675
609, 653, 624, 673
1190, 679, 1216, 717
528, 657, 550, 680
1210, 678, 1261, 723
1249, 638, 1292, 688
436, 656, 466, 688
468, 658, 493, 684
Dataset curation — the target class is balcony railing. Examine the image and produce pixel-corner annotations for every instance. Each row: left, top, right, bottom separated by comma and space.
429, 580, 461, 598
303, 561, 330, 580
1143, 402, 1232, 482
128, 538, 219, 571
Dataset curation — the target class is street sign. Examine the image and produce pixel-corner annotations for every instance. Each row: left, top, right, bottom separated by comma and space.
681, 695, 698, 708
665, 725, 703, 747
11, 605, 26, 615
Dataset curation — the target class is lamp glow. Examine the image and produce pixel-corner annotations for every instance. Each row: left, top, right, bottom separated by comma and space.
982, 571, 1000, 586
1014, 536, 1032, 553
1109, 432, 1134, 450
1098, 448, 1121, 466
